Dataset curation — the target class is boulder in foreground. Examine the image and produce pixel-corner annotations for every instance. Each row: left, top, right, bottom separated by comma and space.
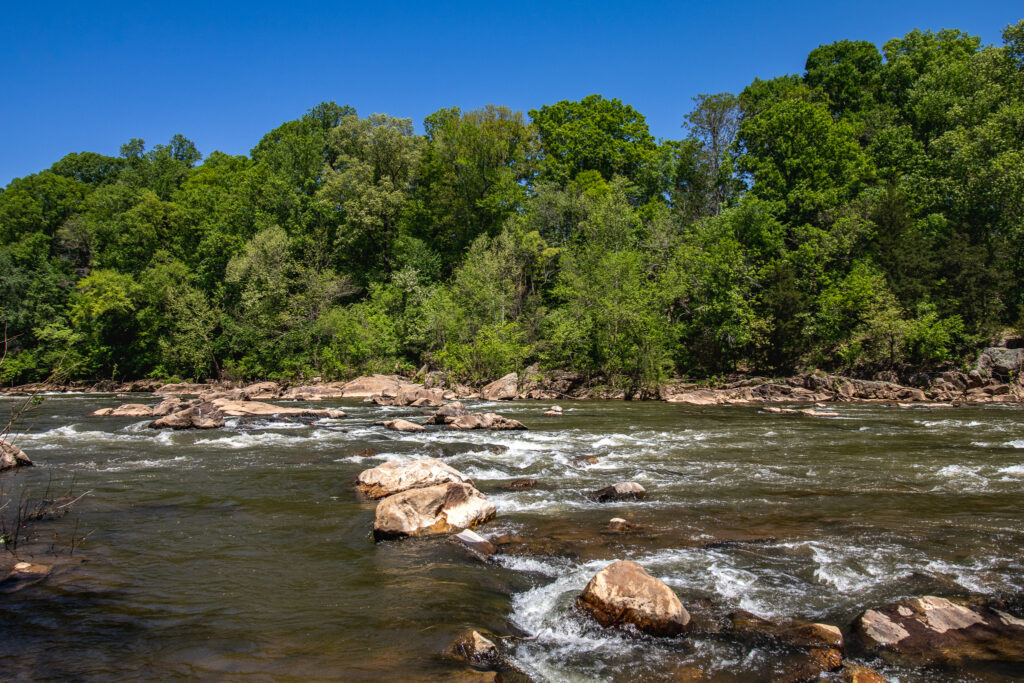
373, 482, 496, 540
0, 440, 33, 470
577, 560, 690, 636
854, 595, 1024, 665
356, 458, 471, 499
447, 413, 526, 431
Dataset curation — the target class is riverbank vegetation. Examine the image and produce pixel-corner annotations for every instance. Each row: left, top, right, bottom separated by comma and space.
2, 23, 1023, 388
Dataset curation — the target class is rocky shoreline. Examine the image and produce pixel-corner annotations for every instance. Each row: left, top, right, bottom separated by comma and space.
4, 345, 1023, 407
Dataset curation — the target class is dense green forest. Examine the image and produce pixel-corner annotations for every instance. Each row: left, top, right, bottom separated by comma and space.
2, 23, 1023, 387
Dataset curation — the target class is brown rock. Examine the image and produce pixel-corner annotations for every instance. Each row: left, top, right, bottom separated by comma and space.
577, 560, 690, 636
356, 459, 472, 499
373, 482, 496, 540
153, 382, 212, 395
453, 529, 498, 557
0, 561, 51, 593
772, 648, 842, 682
446, 630, 503, 670
853, 595, 1024, 665
90, 403, 153, 417
447, 413, 527, 431
383, 418, 426, 433
151, 397, 183, 416
339, 374, 413, 398
839, 665, 887, 682
0, 440, 33, 470
149, 401, 225, 429
428, 401, 469, 424
730, 611, 844, 651
592, 482, 646, 502
480, 373, 518, 401
209, 398, 344, 419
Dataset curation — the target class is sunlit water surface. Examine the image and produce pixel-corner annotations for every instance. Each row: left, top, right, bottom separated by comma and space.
1, 395, 1023, 681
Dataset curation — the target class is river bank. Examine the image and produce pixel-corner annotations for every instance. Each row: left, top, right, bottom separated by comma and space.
5, 342, 1023, 407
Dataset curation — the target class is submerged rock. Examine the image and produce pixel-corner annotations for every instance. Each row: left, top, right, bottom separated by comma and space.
853, 595, 1024, 665
577, 560, 690, 636
447, 413, 527, 431
0, 440, 33, 470
543, 405, 563, 416
605, 517, 645, 534
446, 630, 503, 670
356, 459, 472, 499
839, 664, 887, 682
373, 482, 496, 540
773, 647, 843, 682
592, 482, 646, 502
730, 611, 844, 651
504, 478, 537, 490
453, 529, 498, 557
0, 561, 51, 593
480, 373, 518, 401
383, 418, 426, 433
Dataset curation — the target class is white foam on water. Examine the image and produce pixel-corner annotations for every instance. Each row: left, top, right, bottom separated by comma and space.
936, 464, 983, 479
1005, 439, 1024, 449
94, 455, 192, 472
192, 431, 311, 450
997, 463, 1024, 476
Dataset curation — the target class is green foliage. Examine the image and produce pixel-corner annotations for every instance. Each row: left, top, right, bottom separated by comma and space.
529, 94, 657, 192
3, 22, 1023, 385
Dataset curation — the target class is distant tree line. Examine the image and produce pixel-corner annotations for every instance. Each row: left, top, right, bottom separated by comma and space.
2, 23, 1023, 387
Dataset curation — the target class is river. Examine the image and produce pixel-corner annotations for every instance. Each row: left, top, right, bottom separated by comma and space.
1, 394, 1022, 681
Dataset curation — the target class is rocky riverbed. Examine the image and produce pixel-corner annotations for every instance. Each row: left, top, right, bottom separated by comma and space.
1, 392, 1023, 680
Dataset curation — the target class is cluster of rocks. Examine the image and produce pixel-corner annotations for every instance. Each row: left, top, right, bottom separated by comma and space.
8, 340, 1024, 406
377, 401, 528, 434
356, 459, 496, 541
90, 396, 345, 429
564, 560, 1024, 680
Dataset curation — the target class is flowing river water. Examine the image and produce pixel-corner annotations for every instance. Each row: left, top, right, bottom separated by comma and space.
1, 394, 1023, 681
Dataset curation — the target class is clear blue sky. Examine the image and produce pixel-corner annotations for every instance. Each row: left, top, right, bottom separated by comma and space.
1, 1, 1020, 185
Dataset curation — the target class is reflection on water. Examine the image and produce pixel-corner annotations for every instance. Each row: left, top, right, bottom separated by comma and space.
1, 395, 1023, 680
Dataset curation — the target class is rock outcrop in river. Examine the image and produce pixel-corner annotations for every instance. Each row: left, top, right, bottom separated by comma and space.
854, 595, 1024, 665
373, 482, 496, 541
356, 459, 472, 499
149, 400, 225, 429
577, 560, 690, 636
0, 440, 33, 470
447, 413, 527, 431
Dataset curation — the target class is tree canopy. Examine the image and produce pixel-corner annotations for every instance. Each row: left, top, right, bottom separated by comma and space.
3, 22, 1023, 388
